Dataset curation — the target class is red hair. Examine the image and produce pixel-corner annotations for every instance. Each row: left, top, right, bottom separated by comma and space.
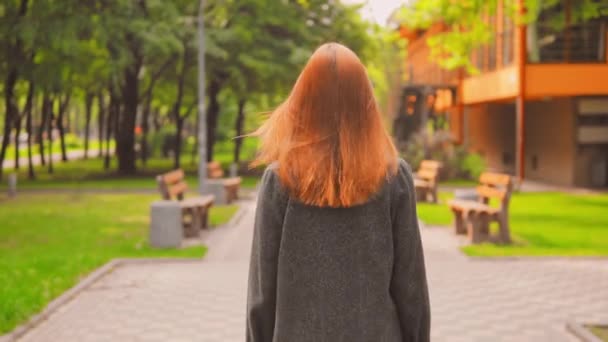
253, 43, 397, 207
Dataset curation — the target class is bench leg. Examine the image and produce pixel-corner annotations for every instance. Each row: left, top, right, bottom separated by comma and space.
468, 213, 490, 244
201, 207, 209, 230
182, 208, 198, 238
497, 214, 512, 244
415, 187, 425, 202
466, 215, 480, 244
453, 210, 466, 235
190, 209, 202, 237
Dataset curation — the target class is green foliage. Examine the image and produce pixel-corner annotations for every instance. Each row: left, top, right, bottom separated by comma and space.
396, 0, 608, 72
63, 133, 82, 149
417, 191, 454, 225
460, 152, 486, 179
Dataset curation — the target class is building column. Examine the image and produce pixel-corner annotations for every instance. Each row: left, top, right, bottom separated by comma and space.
515, 0, 527, 181
515, 97, 526, 180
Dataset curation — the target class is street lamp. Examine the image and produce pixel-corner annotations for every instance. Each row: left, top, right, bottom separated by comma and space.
197, 0, 207, 194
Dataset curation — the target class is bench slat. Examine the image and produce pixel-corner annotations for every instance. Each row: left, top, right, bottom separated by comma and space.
448, 199, 499, 214
223, 177, 242, 186
179, 196, 214, 208
207, 161, 225, 179
420, 160, 441, 170
476, 185, 507, 200
162, 169, 185, 185
168, 181, 188, 198
479, 172, 511, 187
414, 179, 430, 187
417, 169, 437, 181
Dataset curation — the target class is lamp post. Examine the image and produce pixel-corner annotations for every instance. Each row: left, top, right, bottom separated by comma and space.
197, 0, 207, 194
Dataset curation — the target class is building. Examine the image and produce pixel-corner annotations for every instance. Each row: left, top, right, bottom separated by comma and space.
396, 2, 608, 188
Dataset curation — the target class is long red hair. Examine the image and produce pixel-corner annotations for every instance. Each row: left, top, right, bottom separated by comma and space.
253, 43, 397, 207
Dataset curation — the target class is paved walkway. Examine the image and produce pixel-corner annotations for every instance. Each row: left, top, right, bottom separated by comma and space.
14, 199, 608, 342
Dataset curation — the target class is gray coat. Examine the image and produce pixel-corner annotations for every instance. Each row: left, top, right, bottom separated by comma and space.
246, 159, 430, 342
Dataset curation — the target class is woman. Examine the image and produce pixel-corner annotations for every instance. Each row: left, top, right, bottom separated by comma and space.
247, 43, 430, 342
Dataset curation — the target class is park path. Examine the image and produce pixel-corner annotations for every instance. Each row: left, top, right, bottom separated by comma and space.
13, 196, 608, 342
2, 150, 88, 170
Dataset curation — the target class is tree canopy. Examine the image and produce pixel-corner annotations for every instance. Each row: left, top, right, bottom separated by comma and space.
397, 0, 608, 72
0, 0, 399, 177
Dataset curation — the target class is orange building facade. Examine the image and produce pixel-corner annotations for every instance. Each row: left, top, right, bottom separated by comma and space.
399, 3, 608, 188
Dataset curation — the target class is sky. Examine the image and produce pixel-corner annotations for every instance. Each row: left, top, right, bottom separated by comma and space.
341, 0, 407, 26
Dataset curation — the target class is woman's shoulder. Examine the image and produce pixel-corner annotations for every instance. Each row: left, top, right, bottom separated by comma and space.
390, 158, 415, 195
259, 163, 289, 200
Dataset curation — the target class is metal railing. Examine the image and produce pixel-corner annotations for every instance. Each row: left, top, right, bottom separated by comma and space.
528, 20, 606, 63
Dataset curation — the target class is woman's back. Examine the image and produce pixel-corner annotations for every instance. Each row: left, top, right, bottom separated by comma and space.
247, 159, 430, 342
246, 42, 429, 341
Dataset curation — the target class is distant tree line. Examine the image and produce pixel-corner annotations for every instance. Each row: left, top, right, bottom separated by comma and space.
0, 0, 383, 179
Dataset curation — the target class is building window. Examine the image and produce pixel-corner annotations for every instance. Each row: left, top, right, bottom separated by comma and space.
527, 2, 607, 63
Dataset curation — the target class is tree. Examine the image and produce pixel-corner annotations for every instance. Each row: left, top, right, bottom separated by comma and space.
396, 0, 608, 73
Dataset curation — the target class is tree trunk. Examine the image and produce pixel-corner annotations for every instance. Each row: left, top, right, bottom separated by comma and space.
38, 93, 49, 166
105, 89, 117, 170
56, 94, 70, 162
141, 90, 152, 165
0, 70, 18, 179
14, 114, 23, 170
140, 57, 173, 165
0, 0, 28, 179
97, 92, 105, 158
84, 92, 93, 159
233, 98, 246, 163
25, 81, 35, 179
47, 97, 55, 174
172, 47, 189, 170
174, 118, 183, 169
206, 79, 221, 162
117, 65, 140, 174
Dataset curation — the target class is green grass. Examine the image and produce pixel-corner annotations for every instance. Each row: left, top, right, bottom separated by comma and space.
0, 192, 238, 334
212, 138, 259, 168
417, 191, 608, 256
416, 192, 454, 226
590, 326, 608, 342
4, 140, 110, 160
1, 156, 260, 191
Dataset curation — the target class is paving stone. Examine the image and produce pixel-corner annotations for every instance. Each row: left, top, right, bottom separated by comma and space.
13, 198, 608, 342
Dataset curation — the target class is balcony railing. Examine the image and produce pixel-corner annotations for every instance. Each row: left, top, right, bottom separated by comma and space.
528, 19, 607, 63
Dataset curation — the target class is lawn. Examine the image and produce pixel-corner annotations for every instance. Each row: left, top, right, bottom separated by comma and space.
416, 191, 454, 226
417, 191, 608, 256
0, 193, 238, 334
3, 140, 109, 160
0, 156, 261, 191
590, 326, 608, 342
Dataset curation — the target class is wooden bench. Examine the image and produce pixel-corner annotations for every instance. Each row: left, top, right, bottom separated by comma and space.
448, 172, 513, 244
414, 160, 441, 203
156, 169, 214, 238
207, 161, 241, 204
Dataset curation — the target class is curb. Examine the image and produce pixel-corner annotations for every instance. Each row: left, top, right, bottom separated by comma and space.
0, 259, 122, 342
0, 202, 249, 342
566, 321, 605, 342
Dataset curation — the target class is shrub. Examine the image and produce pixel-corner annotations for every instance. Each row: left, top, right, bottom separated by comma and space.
398, 129, 486, 180
461, 153, 486, 179
64, 133, 83, 149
